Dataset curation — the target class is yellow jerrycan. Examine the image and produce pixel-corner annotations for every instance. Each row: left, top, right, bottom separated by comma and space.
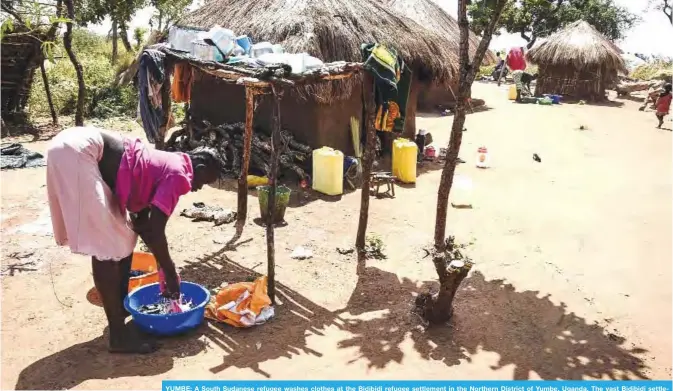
508, 84, 517, 100
392, 138, 418, 184
312, 147, 344, 195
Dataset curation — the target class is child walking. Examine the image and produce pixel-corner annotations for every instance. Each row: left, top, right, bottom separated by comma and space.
655, 83, 672, 128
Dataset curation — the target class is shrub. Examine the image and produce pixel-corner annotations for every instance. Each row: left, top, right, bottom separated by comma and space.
28, 28, 138, 120
630, 60, 673, 81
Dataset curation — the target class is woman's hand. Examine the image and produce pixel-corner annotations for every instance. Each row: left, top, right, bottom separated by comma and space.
158, 267, 181, 299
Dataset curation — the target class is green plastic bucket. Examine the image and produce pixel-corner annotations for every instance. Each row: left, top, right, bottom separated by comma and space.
258, 185, 291, 223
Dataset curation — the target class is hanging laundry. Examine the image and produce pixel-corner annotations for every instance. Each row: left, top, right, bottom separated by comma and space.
361, 43, 411, 133
138, 49, 166, 143
205, 276, 274, 328
171, 62, 193, 103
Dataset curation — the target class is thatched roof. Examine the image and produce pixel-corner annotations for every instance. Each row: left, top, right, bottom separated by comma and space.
526, 21, 627, 74
177, 0, 459, 84
384, 0, 496, 65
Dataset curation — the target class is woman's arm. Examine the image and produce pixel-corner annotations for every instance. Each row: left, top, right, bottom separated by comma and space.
139, 206, 180, 297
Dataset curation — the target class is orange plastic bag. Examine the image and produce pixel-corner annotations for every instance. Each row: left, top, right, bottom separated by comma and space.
205, 276, 273, 328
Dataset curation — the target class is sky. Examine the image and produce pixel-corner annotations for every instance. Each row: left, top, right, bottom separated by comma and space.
90, 0, 673, 57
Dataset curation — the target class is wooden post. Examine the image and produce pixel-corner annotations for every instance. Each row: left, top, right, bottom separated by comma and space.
266, 87, 281, 304
40, 61, 58, 125
356, 72, 377, 249
237, 87, 255, 222
157, 62, 173, 150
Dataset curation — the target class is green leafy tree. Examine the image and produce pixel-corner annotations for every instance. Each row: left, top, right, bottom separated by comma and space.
469, 0, 638, 48
133, 26, 147, 49
74, 0, 144, 61
149, 0, 191, 32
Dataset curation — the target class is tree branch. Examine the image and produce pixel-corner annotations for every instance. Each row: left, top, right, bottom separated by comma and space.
520, 30, 531, 42
1, 3, 25, 25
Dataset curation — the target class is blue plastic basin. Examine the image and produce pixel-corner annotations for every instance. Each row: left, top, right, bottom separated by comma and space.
124, 281, 210, 336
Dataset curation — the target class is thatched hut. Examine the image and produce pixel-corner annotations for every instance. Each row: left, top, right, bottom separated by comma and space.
385, 0, 496, 110
1, 29, 47, 121
177, 0, 459, 150
526, 21, 626, 101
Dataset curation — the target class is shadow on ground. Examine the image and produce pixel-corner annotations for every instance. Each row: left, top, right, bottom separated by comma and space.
14, 324, 207, 390
15, 247, 650, 387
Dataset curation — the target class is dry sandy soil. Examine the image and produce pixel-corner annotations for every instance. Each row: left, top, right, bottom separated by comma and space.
1, 82, 671, 389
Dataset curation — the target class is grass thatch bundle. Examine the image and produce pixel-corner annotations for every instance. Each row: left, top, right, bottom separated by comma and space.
178, 0, 458, 85
384, 0, 496, 66
526, 21, 627, 101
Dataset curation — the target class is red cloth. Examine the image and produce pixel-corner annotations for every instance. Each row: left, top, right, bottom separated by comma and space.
506, 48, 526, 71
656, 93, 672, 115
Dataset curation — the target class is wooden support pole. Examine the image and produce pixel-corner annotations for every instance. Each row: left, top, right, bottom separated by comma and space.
40, 61, 58, 125
356, 72, 377, 249
157, 63, 173, 150
266, 87, 281, 304
237, 87, 255, 222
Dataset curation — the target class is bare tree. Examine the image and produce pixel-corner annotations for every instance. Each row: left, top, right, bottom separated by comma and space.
420, 0, 509, 324
649, 0, 672, 24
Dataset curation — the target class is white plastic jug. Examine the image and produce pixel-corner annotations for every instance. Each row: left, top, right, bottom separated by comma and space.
476, 146, 490, 168
451, 175, 473, 208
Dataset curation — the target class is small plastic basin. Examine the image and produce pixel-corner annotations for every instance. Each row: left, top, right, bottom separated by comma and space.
124, 281, 211, 336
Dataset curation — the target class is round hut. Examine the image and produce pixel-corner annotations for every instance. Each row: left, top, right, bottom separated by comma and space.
177, 0, 459, 148
526, 20, 626, 101
385, 0, 496, 110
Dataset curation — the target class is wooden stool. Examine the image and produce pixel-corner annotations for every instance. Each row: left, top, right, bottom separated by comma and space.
370, 172, 396, 198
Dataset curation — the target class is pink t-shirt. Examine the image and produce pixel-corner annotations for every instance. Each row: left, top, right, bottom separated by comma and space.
116, 138, 193, 217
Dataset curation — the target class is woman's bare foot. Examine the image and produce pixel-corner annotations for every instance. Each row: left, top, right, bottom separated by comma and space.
108, 326, 158, 354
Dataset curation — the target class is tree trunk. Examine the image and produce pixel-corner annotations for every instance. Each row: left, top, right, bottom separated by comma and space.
425, 0, 507, 324
111, 20, 118, 65
355, 72, 377, 249
63, 0, 85, 126
157, 10, 163, 32
237, 88, 255, 223
40, 61, 58, 125
120, 23, 133, 53
266, 88, 282, 304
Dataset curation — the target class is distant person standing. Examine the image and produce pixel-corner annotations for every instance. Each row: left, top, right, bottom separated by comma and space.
499, 47, 527, 88
655, 83, 672, 128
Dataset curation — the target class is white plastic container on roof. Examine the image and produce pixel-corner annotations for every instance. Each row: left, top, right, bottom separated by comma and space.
168, 26, 202, 52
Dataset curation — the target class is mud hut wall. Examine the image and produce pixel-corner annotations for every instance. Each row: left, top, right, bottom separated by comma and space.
1, 37, 42, 116
190, 71, 361, 155
401, 77, 421, 139
535, 65, 613, 101
418, 78, 459, 111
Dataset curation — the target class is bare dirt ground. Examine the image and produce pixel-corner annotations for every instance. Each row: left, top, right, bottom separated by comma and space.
1, 82, 671, 389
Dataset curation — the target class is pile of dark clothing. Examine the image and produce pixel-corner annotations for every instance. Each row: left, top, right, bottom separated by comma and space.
138, 47, 167, 143
165, 120, 312, 182
1, 143, 46, 170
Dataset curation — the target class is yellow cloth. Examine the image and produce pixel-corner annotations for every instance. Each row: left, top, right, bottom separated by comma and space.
205, 276, 273, 328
